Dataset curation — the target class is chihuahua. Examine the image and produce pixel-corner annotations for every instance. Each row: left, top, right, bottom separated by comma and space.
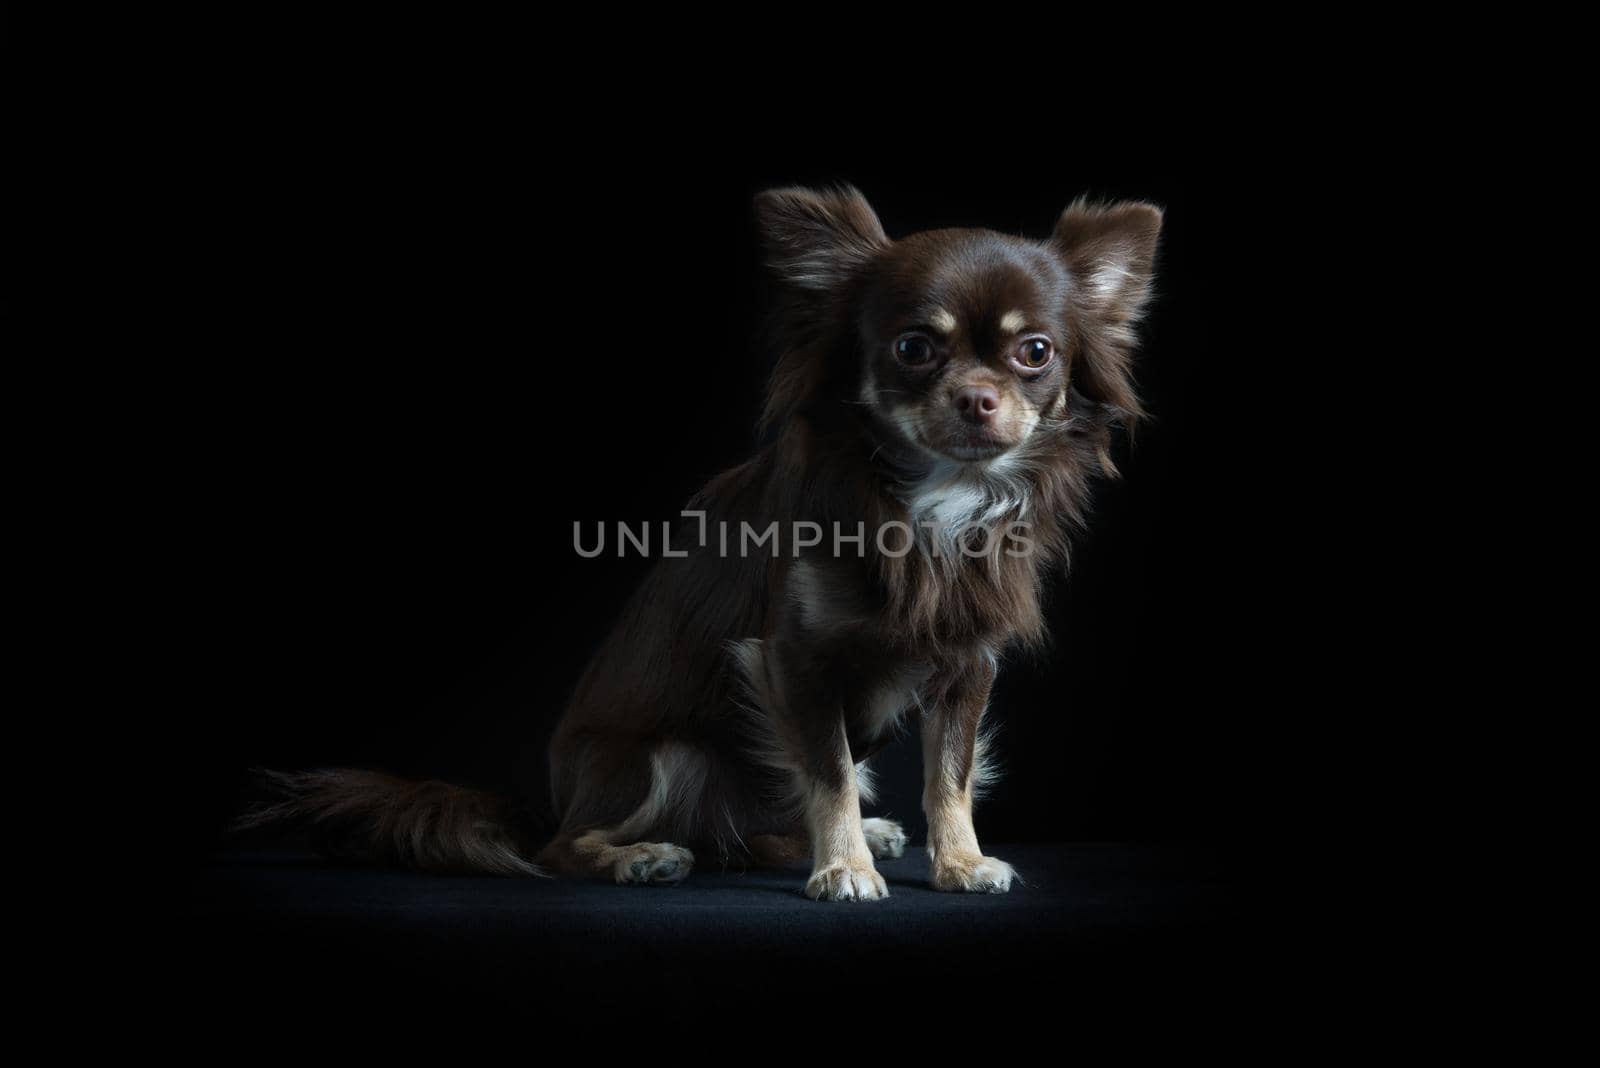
242, 186, 1162, 900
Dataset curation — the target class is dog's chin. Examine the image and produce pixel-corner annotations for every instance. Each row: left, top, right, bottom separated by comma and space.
938, 441, 1014, 463
930, 428, 1022, 465
885, 412, 1022, 466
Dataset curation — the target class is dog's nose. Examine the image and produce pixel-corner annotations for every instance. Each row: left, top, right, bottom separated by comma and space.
954, 385, 1001, 425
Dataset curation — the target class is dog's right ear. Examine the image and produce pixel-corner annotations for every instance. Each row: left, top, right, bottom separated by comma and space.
754, 184, 888, 293
754, 185, 889, 433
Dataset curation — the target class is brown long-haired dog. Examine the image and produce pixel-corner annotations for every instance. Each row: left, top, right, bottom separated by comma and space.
241, 186, 1162, 900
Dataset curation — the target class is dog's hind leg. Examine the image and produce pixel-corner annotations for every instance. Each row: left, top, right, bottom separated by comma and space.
861, 817, 908, 859
537, 739, 705, 885
540, 829, 695, 885
749, 817, 906, 868
747, 833, 808, 868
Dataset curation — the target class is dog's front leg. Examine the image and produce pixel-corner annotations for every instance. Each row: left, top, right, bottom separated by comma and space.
923, 653, 1016, 893
799, 714, 887, 901
767, 645, 887, 902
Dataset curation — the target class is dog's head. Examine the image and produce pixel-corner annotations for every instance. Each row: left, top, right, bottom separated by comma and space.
755, 185, 1161, 466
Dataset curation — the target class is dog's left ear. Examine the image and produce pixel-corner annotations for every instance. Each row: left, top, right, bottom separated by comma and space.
1050, 199, 1163, 418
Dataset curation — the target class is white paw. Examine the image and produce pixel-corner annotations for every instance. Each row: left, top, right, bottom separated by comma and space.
931, 854, 1015, 894
613, 842, 694, 885
862, 817, 907, 860
805, 861, 889, 901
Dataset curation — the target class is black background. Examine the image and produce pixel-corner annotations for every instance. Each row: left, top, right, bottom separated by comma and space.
113, 42, 1387, 1037
168, 72, 1326, 874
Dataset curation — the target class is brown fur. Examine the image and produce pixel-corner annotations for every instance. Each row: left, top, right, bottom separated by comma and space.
239, 185, 1162, 899
235, 769, 541, 875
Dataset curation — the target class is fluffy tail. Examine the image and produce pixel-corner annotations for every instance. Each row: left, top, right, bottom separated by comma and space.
234, 768, 547, 876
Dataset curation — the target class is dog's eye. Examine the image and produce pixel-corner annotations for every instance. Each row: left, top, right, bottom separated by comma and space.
1016, 337, 1054, 370
894, 334, 935, 366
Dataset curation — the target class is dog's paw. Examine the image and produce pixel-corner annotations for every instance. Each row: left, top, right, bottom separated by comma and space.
862, 817, 907, 860
805, 860, 889, 901
931, 853, 1015, 894
613, 842, 694, 885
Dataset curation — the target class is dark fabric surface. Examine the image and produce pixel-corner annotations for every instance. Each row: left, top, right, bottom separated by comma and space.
183, 842, 1267, 1021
